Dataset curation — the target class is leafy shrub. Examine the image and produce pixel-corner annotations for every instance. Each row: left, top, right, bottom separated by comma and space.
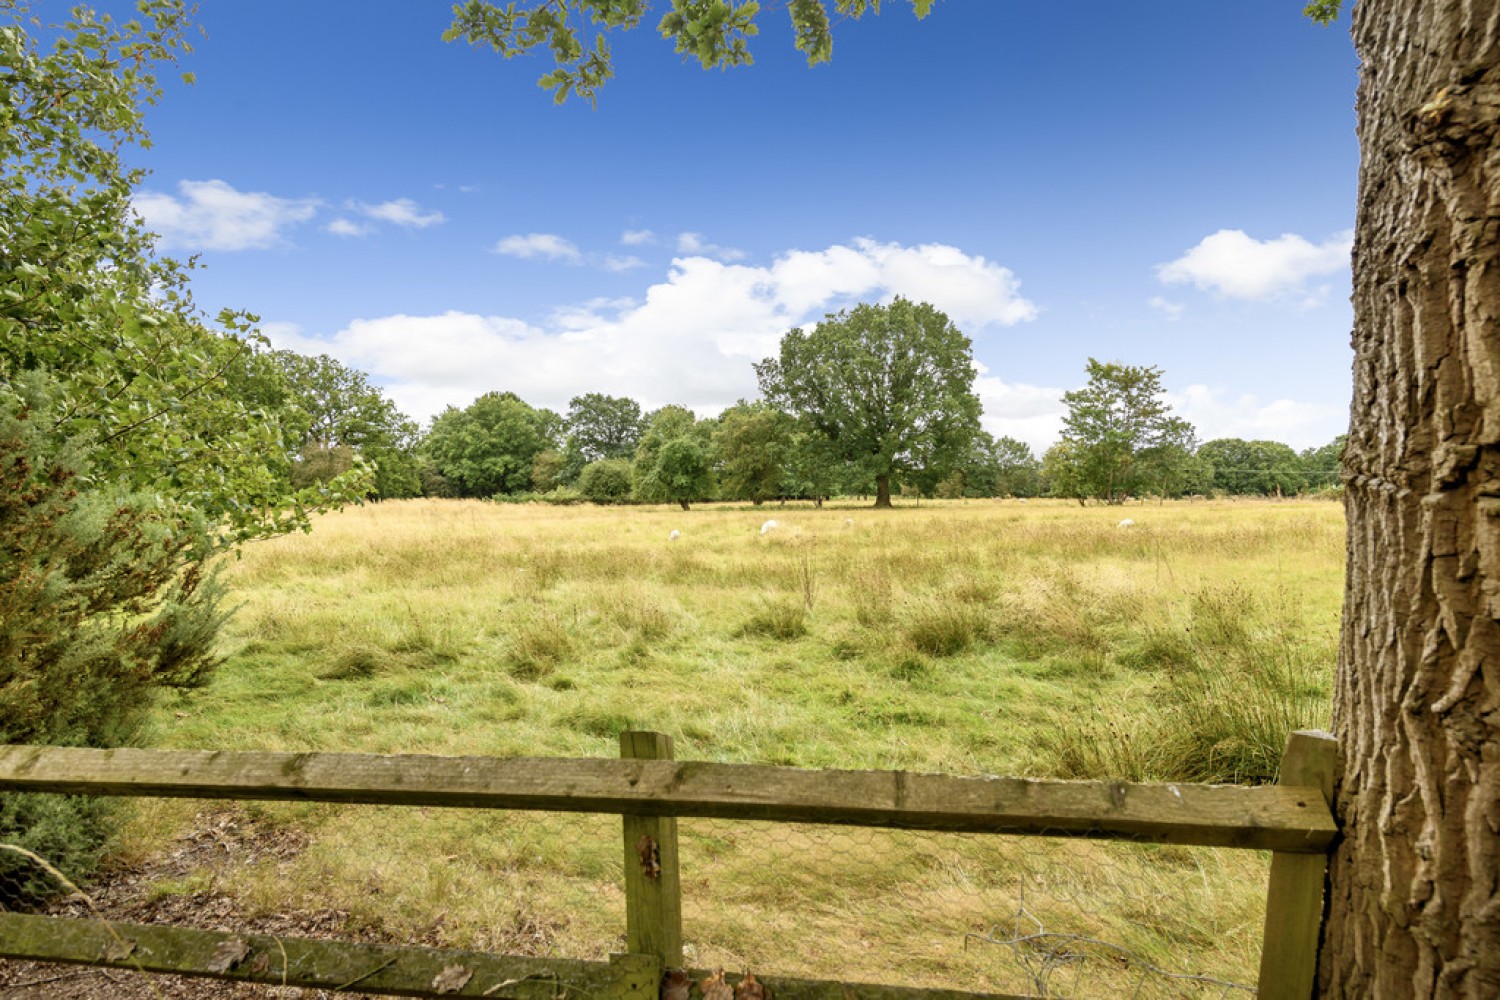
577, 459, 634, 504
0, 384, 227, 906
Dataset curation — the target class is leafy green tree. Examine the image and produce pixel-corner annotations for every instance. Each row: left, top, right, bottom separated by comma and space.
566, 393, 644, 462
423, 392, 558, 496
444, 0, 936, 104
1, 3, 367, 544
714, 401, 793, 503
1056, 359, 1193, 504
1298, 435, 1345, 493
756, 298, 981, 508
1041, 440, 1088, 505
959, 432, 1040, 498
638, 437, 714, 511
577, 458, 634, 503
256, 351, 422, 499
0, 2, 367, 898
530, 449, 567, 493
632, 405, 715, 509
1197, 438, 1305, 496
1136, 437, 1213, 500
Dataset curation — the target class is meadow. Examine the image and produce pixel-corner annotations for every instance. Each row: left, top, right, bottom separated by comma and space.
117, 497, 1344, 996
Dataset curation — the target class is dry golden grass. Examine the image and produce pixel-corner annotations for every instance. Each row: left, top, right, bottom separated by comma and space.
115, 496, 1343, 995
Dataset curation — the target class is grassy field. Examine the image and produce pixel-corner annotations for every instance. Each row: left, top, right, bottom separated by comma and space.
115, 497, 1343, 996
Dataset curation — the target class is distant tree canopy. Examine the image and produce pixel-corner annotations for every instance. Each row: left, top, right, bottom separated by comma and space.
632, 405, 716, 510
423, 392, 562, 497
565, 393, 644, 463
756, 298, 981, 508
1056, 359, 1195, 504
246, 352, 423, 500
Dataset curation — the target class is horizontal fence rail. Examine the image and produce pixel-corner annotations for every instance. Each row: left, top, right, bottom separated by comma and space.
0, 744, 1336, 852
0, 731, 1340, 999
0, 913, 1026, 1000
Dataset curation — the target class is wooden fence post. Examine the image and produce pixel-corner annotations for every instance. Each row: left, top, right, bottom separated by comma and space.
620, 731, 683, 968
1256, 729, 1338, 999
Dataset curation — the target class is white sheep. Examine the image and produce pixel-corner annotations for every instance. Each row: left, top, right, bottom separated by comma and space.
1018, 498, 1028, 504
760, 519, 779, 535
844, 517, 854, 526
1117, 518, 1135, 529
668, 529, 681, 542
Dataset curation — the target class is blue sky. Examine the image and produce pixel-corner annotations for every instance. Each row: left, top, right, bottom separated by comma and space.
126, 1, 1359, 452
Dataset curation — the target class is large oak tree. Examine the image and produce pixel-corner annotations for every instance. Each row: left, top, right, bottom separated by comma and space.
756, 298, 980, 508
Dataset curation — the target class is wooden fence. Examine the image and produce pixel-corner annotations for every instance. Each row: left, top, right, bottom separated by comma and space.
0, 729, 1338, 1000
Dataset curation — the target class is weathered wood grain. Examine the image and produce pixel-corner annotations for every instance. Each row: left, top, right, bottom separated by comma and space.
0, 744, 1337, 850
1257, 730, 1338, 999
0, 911, 621, 997
0, 914, 1033, 1000
620, 731, 683, 965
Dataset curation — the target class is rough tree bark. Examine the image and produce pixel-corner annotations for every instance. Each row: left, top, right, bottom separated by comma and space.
874, 473, 892, 508
1323, 1, 1499, 995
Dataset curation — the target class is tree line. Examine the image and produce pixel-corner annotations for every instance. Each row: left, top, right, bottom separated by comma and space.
279, 337, 1343, 510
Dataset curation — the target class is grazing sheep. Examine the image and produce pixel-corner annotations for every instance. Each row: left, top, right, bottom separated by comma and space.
1117, 518, 1135, 529
668, 529, 681, 541
844, 517, 854, 526
1018, 498, 1028, 504
760, 519, 779, 535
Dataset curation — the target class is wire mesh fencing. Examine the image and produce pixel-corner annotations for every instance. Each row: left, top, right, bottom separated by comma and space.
3, 800, 1272, 998
677, 820, 1266, 998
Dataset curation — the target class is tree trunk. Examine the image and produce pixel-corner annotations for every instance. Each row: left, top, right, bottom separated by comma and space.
1322, 2, 1499, 995
874, 474, 892, 508
678, 499, 690, 511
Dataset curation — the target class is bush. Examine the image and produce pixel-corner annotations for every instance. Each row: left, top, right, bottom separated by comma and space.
0, 384, 228, 906
578, 458, 634, 504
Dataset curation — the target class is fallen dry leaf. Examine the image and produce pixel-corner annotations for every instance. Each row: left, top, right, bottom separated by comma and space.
206, 937, 250, 973
432, 963, 474, 994
701, 969, 732, 1000
661, 967, 692, 1000
734, 971, 767, 1000
102, 937, 137, 962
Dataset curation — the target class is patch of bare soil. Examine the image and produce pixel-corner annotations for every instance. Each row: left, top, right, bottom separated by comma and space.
2, 809, 394, 999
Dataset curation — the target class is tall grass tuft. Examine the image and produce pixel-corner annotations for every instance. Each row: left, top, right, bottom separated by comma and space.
505, 609, 576, 680
1046, 585, 1333, 784
900, 599, 986, 658
737, 596, 809, 641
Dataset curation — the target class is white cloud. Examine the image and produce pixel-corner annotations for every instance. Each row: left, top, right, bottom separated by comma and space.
268, 238, 1038, 425
677, 232, 746, 262
1157, 229, 1351, 299
1148, 296, 1184, 321
621, 229, 656, 246
351, 198, 445, 228
1170, 384, 1346, 449
133, 179, 318, 251
324, 218, 370, 238
603, 254, 647, 273
493, 233, 583, 263
974, 375, 1068, 454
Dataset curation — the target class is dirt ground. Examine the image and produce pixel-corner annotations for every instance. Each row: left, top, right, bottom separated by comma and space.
1, 810, 401, 999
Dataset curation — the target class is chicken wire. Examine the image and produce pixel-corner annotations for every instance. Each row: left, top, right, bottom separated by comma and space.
2, 798, 1268, 999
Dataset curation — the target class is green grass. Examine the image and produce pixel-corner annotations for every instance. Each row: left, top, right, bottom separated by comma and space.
115, 496, 1343, 996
